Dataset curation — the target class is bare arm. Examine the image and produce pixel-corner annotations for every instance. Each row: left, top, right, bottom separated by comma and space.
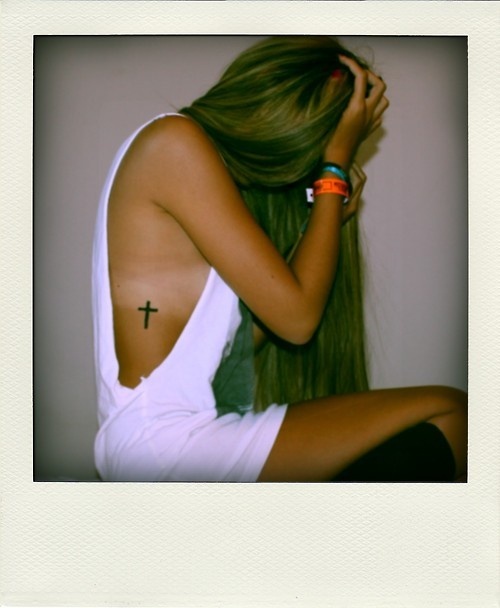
146, 59, 387, 344
148, 119, 336, 344
252, 162, 367, 349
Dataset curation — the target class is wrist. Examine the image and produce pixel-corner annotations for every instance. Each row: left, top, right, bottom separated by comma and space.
319, 162, 349, 182
322, 154, 352, 173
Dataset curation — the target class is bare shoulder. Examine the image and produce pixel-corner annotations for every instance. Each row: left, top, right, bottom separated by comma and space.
129, 114, 234, 209
138, 113, 220, 166
145, 113, 206, 140
112, 113, 315, 345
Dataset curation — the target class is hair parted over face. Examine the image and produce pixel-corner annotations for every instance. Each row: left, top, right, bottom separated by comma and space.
181, 36, 369, 188
181, 36, 371, 407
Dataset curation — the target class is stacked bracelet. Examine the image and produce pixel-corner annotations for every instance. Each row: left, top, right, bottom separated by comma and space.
313, 178, 350, 203
305, 181, 349, 205
305, 163, 351, 205
321, 163, 350, 183
321, 163, 352, 199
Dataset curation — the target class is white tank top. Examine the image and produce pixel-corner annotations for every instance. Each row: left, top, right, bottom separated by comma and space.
92, 114, 287, 481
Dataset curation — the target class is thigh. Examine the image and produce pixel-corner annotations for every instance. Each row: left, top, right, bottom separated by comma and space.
257, 385, 466, 482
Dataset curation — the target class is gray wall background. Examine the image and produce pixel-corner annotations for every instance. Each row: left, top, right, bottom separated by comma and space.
34, 36, 468, 481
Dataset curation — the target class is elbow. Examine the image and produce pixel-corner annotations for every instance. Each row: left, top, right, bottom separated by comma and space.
259, 297, 323, 346
287, 332, 314, 346
287, 329, 316, 346
279, 315, 319, 346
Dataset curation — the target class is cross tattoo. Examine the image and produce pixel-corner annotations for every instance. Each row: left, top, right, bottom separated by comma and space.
138, 300, 158, 329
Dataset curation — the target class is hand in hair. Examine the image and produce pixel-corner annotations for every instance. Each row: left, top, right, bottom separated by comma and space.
324, 56, 389, 168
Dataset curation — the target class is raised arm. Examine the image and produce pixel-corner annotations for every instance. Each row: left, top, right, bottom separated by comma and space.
146, 59, 387, 344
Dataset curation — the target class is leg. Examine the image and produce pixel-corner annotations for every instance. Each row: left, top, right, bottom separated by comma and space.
332, 422, 456, 482
257, 386, 467, 482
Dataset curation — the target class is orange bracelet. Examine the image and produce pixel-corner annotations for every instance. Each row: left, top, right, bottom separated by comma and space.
313, 178, 350, 200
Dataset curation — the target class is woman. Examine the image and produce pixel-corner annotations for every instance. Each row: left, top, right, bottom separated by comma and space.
92, 36, 467, 482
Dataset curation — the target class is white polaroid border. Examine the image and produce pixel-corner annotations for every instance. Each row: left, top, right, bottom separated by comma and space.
1, 2, 499, 607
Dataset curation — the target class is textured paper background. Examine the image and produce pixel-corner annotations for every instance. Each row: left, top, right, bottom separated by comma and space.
1, 1, 499, 606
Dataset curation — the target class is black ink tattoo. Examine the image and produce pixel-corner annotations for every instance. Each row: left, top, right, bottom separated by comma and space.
138, 301, 158, 329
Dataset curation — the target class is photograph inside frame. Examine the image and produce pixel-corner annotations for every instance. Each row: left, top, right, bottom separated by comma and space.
33, 35, 468, 484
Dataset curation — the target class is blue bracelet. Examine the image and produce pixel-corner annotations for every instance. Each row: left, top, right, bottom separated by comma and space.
321, 163, 349, 183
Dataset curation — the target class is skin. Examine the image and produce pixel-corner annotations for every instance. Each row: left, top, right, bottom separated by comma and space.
108, 56, 467, 481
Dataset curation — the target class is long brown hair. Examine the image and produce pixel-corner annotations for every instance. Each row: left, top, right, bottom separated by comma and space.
181, 36, 370, 408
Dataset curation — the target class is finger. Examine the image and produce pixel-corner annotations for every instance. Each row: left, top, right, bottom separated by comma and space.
365, 71, 387, 106
342, 192, 361, 224
366, 97, 389, 135
349, 163, 367, 191
369, 101, 389, 128
350, 161, 366, 180
338, 55, 368, 102
373, 96, 390, 120
366, 70, 386, 95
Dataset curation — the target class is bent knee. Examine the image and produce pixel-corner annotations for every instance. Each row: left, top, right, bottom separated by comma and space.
428, 385, 467, 414
424, 386, 467, 478
418, 386, 467, 438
